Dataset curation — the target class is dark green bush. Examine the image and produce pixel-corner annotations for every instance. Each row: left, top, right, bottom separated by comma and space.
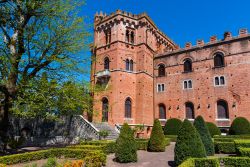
229, 117, 250, 135
115, 123, 137, 163
43, 157, 57, 167
174, 119, 206, 166
213, 135, 250, 142
163, 118, 182, 135
165, 135, 177, 142
194, 116, 215, 156
221, 157, 250, 166
135, 139, 148, 150
238, 147, 250, 157
147, 119, 166, 152
206, 122, 221, 137
214, 141, 236, 154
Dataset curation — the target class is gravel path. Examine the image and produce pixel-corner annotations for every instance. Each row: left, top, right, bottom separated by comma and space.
106, 142, 176, 167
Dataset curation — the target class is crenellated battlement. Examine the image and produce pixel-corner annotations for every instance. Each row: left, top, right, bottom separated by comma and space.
159, 28, 249, 56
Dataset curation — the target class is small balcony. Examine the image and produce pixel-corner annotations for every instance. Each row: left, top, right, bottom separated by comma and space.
95, 70, 111, 79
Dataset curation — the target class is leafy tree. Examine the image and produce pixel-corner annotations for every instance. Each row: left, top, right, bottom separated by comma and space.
0, 0, 89, 142
229, 117, 250, 135
115, 123, 137, 163
174, 119, 206, 166
147, 119, 165, 152
164, 118, 182, 135
206, 122, 221, 137
194, 116, 215, 156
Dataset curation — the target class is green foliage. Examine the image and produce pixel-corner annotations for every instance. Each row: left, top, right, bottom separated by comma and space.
99, 130, 109, 140
135, 139, 148, 150
7, 137, 25, 149
229, 117, 250, 135
214, 141, 236, 154
206, 122, 221, 137
163, 118, 182, 135
0, 148, 105, 165
221, 157, 250, 166
115, 123, 137, 163
174, 119, 206, 166
194, 116, 215, 156
43, 157, 57, 167
234, 140, 250, 149
165, 135, 177, 142
85, 151, 107, 167
213, 135, 250, 141
147, 119, 165, 152
238, 147, 250, 157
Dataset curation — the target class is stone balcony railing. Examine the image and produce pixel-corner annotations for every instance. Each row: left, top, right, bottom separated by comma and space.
95, 69, 111, 78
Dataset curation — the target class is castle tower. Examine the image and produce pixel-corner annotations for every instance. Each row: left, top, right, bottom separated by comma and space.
90, 10, 176, 126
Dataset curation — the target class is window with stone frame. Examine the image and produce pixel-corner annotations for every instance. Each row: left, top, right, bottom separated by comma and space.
214, 76, 225, 86
157, 83, 165, 92
217, 100, 229, 119
183, 80, 193, 89
125, 59, 133, 71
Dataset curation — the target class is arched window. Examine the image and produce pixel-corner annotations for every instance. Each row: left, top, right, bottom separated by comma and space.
126, 59, 130, 71
125, 98, 132, 118
102, 98, 109, 122
105, 28, 111, 44
129, 60, 133, 71
184, 59, 192, 72
104, 57, 110, 70
159, 104, 166, 119
217, 100, 229, 119
185, 102, 194, 119
158, 64, 165, 77
131, 31, 134, 44
214, 53, 225, 67
126, 30, 130, 42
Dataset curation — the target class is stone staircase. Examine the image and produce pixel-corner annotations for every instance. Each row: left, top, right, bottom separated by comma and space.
91, 122, 119, 140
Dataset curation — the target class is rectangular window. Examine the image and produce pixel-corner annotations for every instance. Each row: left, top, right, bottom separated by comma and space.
183, 80, 193, 89
214, 76, 226, 86
157, 83, 165, 92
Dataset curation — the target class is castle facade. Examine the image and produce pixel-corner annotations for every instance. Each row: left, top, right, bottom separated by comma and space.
91, 10, 250, 129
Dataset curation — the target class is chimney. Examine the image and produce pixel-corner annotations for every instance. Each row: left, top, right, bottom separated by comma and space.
239, 28, 248, 37
185, 42, 192, 49
223, 32, 232, 40
210, 36, 217, 43
197, 39, 204, 46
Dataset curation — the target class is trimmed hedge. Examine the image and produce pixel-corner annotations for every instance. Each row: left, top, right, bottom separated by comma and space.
194, 116, 215, 156
238, 147, 250, 157
206, 122, 221, 137
213, 135, 250, 142
164, 118, 182, 135
80, 140, 116, 153
229, 117, 250, 135
147, 119, 166, 152
235, 140, 250, 150
174, 119, 206, 166
165, 135, 177, 142
180, 157, 250, 167
214, 141, 236, 154
0, 148, 106, 165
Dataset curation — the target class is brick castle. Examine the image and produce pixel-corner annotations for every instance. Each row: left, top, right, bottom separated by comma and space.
90, 10, 250, 130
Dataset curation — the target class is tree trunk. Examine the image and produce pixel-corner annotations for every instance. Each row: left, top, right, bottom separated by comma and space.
0, 95, 10, 150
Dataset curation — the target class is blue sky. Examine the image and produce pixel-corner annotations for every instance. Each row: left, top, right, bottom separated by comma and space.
80, 0, 250, 80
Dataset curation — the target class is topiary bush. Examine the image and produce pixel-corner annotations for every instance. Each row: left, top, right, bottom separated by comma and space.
163, 118, 182, 135
194, 116, 215, 156
147, 119, 166, 152
206, 122, 221, 137
115, 123, 137, 163
229, 117, 250, 135
174, 119, 206, 166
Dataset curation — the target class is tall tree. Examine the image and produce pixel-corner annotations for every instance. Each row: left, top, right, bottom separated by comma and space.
0, 0, 89, 141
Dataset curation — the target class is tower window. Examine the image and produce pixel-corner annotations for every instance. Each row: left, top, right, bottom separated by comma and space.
159, 104, 166, 120
158, 64, 165, 77
157, 83, 165, 92
217, 100, 229, 119
126, 30, 130, 43
183, 80, 193, 89
102, 98, 109, 122
125, 98, 132, 118
131, 31, 134, 44
214, 76, 225, 86
183, 59, 192, 72
214, 52, 225, 68
105, 28, 111, 45
104, 57, 110, 70
185, 102, 195, 120
125, 59, 133, 72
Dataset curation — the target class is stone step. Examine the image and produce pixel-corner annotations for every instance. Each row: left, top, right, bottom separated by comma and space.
91, 122, 119, 140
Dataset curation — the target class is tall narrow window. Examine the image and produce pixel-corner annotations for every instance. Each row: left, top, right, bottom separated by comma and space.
159, 104, 166, 119
126, 59, 130, 71
183, 59, 192, 72
217, 100, 229, 119
129, 60, 133, 71
131, 31, 134, 44
186, 102, 195, 119
105, 28, 111, 45
158, 64, 165, 77
220, 76, 225, 85
102, 98, 109, 122
214, 53, 225, 67
214, 76, 225, 86
183, 80, 192, 89
125, 98, 132, 118
104, 57, 110, 70
126, 30, 130, 43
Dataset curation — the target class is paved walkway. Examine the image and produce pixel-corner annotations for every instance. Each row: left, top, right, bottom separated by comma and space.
106, 142, 176, 167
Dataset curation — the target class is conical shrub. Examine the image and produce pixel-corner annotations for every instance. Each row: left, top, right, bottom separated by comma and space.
229, 117, 250, 135
115, 123, 137, 163
194, 116, 215, 156
174, 119, 206, 166
147, 119, 165, 152
206, 122, 221, 137
164, 118, 182, 135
